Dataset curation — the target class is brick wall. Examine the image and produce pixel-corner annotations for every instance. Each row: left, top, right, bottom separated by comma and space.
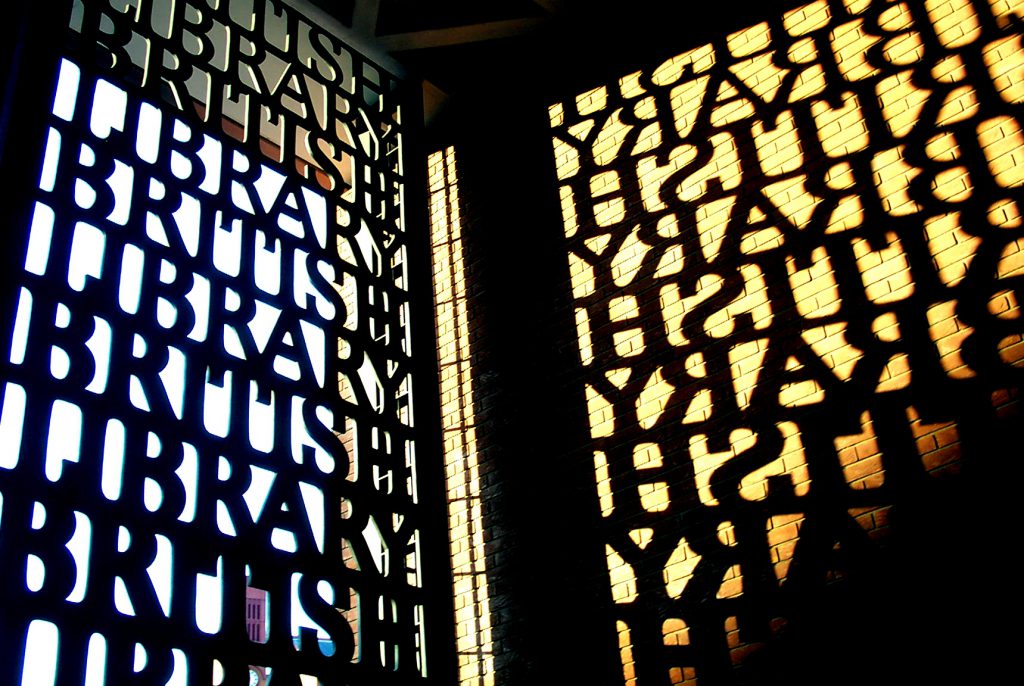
425, 1, 1024, 684
426, 84, 625, 683
428, 147, 496, 686
543, 0, 1024, 683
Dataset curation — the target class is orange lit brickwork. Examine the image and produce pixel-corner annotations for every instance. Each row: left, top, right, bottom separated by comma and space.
428, 148, 494, 686
550, 0, 1024, 682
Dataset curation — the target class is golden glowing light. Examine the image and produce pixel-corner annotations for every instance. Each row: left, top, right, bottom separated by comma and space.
550, 0, 1023, 681
428, 148, 494, 686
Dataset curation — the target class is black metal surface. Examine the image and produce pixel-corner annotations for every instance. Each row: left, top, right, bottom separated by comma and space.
0, 1, 449, 684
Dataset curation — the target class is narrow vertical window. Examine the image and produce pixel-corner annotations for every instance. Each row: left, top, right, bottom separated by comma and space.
428, 147, 494, 685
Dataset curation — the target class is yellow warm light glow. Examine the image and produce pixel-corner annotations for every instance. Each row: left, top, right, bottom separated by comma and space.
767, 513, 805, 583
428, 148, 494, 686
661, 275, 724, 347
704, 264, 773, 337
690, 430, 757, 507
979, 115, 1024, 187
717, 521, 738, 546
853, 233, 914, 304
847, 505, 897, 544
779, 374, 825, 406
927, 300, 976, 379
633, 443, 664, 469
989, 288, 1021, 320
607, 545, 638, 603
989, 197, 1022, 227
550, 0, 1022, 680
630, 528, 655, 549
586, 384, 615, 438
803, 322, 861, 381
999, 333, 1024, 365
835, 411, 884, 490
997, 237, 1024, 278
717, 564, 744, 599
740, 422, 811, 500
907, 406, 962, 475
876, 352, 912, 391
664, 536, 702, 599
984, 35, 1024, 104
617, 621, 638, 686
639, 482, 671, 512
729, 338, 769, 410
762, 175, 821, 228
926, 212, 982, 286
783, 0, 831, 34
669, 666, 699, 686
663, 618, 691, 646
594, 451, 615, 517
872, 312, 902, 342
637, 366, 673, 429
787, 247, 841, 318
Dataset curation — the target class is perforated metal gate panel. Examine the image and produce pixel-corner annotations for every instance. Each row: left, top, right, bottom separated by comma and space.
0, 2, 434, 684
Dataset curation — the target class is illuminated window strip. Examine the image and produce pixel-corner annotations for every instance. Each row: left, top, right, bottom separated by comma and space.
428, 148, 494, 685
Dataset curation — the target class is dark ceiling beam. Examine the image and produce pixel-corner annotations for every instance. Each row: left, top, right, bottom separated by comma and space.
377, 17, 547, 51
531, 0, 566, 13
351, 0, 382, 34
